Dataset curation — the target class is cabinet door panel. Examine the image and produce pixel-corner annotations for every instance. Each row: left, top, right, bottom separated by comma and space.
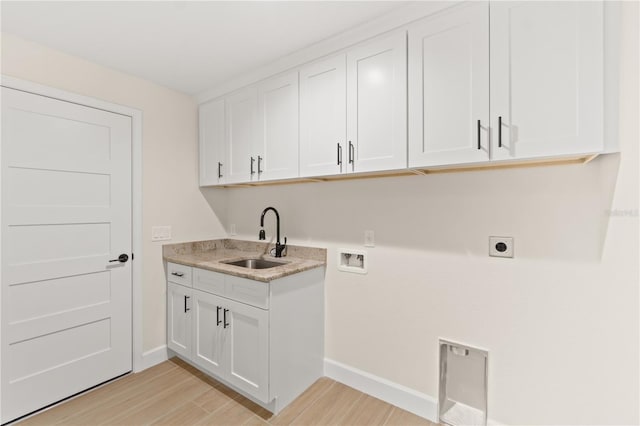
257, 72, 299, 181
299, 54, 347, 177
409, 3, 490, 167
192, 290, 225, 377
347, 31, 407, 173
199, 99, 225, 185
225, 87, 258, 183
167, 283, 192, 359
225, 300, 269, 403
490, 1, 603, 159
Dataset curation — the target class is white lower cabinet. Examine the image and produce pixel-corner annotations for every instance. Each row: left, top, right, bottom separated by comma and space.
167, 265, 324, 414
167, 282, 192, 359
192, 289, 225, 378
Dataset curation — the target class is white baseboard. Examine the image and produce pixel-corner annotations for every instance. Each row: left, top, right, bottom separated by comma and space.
324, 358, 438, 423
140, 345, 168, 371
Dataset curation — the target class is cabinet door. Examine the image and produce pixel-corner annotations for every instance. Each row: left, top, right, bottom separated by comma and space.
225, 87, 258, 184
299, 54, 347, 177
192, 290, 225, 377
257, 71, 299, 181
408, 3, 490, 167
347, 31, 407, 173
199, 98, 225, 185
167, 283, 192, 359
490, 1, 603, 160
224, 299, 269, 403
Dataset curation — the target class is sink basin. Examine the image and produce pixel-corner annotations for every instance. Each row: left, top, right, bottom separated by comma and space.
222, 258, 286, 270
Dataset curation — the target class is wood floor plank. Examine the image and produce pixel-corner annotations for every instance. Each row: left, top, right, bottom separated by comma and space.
195, 398, 257, 425
105, 375, 213, 425
18, 359, 437, 426
269, 378, 334, 425
244, 414, 271, 425
193, 385, 241, 413
341, 394, 395, 426
290, 382, 364, 425
151, 401, 210, 426
61, 367, 191, 425
18, 362, 178, 426
384, 407, 439, 426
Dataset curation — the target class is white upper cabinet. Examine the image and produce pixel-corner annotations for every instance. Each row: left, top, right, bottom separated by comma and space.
199, 99, 225, 185
347, 31, 407, 173
299, 54, 347, 177
256, 71, 300, 181
490, 1, 603, 160
198, 1, 606, 185
408, 3, 490, 167
225, 86, 258, 184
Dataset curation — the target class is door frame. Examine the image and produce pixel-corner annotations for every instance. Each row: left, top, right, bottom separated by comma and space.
0, 75, 144, 417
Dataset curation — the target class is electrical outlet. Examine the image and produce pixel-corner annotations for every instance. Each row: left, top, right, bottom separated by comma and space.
364, 230, 375, 247
489, 236, 514, 258
230, 224, 237, 236
151, 226, 172, 242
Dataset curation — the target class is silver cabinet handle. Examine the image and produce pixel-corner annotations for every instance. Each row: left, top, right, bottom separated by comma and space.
337, 143, 342, 165
498, 116, 503, 148
257, 156, 263, 174
250, 157, 255, 175
218, 162, 223, 178
477, 120, 481, 150
171, 272, 184, 277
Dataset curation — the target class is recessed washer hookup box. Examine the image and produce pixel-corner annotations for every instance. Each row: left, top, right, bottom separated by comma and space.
439, 339, 488, 426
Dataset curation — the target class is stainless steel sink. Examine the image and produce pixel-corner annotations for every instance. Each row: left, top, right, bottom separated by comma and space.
222, 258, 286, 270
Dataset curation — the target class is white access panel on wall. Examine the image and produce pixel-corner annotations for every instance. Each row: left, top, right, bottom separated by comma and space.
1, 87, 133, 423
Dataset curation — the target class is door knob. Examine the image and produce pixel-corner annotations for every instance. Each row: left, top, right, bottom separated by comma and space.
109, 254, 129, 263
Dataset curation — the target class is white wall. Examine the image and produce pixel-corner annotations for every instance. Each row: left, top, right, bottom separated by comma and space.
0, 33, 227, 351
220, 3, 639, 423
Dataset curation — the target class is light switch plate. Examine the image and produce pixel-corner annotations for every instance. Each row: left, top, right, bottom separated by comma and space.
489, 236, 513, 258
364, 230, 375, 247
152, 226, 172, 242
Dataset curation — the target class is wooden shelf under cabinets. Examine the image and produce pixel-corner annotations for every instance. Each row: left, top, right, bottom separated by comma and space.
209, 153, 599, 188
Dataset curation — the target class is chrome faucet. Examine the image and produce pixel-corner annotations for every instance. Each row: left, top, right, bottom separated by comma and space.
259, 207, 287, 257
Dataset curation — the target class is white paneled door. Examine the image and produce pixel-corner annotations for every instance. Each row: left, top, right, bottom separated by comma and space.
1, 87, 132, 423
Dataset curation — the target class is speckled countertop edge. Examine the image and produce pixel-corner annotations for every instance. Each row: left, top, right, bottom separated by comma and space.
162, 239, 326, 283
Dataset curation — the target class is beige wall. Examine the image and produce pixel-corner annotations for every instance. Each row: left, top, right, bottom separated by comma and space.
221, 3, 639, 424
0, 33, 227, 351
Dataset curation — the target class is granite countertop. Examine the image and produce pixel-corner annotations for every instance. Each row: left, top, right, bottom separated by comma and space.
163, 239, 326, 283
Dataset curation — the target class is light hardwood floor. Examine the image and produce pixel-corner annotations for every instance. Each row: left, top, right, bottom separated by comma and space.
17, 358, 437, 426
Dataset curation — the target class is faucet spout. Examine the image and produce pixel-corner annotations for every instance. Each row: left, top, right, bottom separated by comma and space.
259, 207, 286, 257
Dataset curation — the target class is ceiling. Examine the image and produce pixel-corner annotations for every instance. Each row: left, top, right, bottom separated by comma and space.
1, 1, 408, 95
